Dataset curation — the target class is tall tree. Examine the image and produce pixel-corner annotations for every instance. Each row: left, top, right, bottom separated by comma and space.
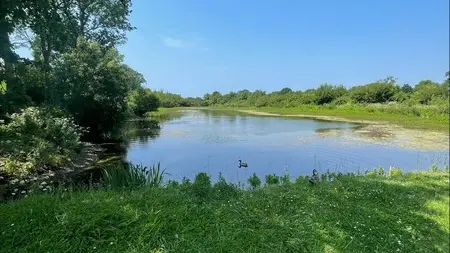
52, 38, 133, 139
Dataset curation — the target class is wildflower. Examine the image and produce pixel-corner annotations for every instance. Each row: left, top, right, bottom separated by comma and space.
11, 192, 16, 196
21, 190, 26, 194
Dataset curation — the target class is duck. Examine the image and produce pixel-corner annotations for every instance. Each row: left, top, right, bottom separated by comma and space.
238, 160, 248, 168
309, 169, 319, 185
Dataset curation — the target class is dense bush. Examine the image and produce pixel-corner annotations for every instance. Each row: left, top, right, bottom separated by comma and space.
52, 38, 136, 139
412, 80, 448, 104
153, 90, 189, 108
127, 88, 160, 117
0, 107, 84, 177
350, 82, 399, 103
315, 84, 346, 105
191, 74, 448, 115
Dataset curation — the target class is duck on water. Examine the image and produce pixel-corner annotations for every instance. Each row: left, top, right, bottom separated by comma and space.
238, 160, 248, 168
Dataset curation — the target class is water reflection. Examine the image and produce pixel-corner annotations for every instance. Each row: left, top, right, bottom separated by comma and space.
124, 109, 449, 183
124, 119, 161, 144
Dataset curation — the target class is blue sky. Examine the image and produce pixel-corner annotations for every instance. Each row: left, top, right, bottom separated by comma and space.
17, 0, 450, 97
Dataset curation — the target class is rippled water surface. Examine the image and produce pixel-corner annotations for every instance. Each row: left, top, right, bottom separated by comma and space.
125, 109, 449, 182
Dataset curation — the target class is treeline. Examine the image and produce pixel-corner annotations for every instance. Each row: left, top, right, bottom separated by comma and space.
151, 76, 449, 110
198, 76, 449, 108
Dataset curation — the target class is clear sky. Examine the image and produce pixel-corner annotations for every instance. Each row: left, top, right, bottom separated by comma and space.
17, 0, 450, 97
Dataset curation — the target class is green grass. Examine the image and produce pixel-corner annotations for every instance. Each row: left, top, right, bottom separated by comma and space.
144, 108, 183, 120
210, 105, 449, 132
103, 163, 167, 189
1, 170, 449, 252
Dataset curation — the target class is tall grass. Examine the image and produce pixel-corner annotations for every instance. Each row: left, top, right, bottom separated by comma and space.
102, 162, 167, 189
1, 168, 448, 252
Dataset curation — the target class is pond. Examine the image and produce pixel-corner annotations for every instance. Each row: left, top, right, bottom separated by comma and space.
124, 109, 449, 183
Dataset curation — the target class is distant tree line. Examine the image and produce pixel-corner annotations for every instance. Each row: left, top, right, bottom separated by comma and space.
191, 76, 449, 108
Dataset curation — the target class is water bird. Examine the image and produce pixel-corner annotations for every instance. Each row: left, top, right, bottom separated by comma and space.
238, 160, 248, 168
309, 169, 319, 185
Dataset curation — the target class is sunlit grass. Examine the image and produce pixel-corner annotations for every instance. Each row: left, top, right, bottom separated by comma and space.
103, 163, 167, 189
0, 169, 448, 252
215, 105, 449, 132
144, 108, 183, 120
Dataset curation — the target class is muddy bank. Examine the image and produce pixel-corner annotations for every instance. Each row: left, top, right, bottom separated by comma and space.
238, 110, 449, 151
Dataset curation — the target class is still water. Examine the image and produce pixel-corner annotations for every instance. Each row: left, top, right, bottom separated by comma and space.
125, 109, 449, 183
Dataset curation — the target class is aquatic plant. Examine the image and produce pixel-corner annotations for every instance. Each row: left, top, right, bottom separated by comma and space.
265, 174, 280, 186
102, 163, 167, 189
388, 166, 403, 177
191, 172, 212, 199
247, 173, 261, 189
430, 164, 441, 173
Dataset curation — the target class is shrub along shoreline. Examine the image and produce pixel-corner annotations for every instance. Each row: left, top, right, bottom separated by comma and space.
0, 166, 448, 252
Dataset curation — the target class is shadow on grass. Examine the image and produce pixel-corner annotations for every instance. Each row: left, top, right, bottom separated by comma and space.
0, 172, 448, 253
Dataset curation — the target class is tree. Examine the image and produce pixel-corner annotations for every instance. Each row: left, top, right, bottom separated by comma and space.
279, 87, 292, 94
413, 80, 447, 104
315, 84, 346, 105
350, 82, 398, 103
401, 84, 413, 93
52, 38, 133, 139
58, 0, 134, 48
128, 88, 160, 117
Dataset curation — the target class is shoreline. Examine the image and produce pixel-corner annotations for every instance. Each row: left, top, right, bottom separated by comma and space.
186, 107, 449, 151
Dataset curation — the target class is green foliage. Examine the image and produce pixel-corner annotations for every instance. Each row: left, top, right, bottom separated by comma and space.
365, 168, 378, 177
197, 75, 448, 116
265, 174, 280, 185
412, 80, 448, 104
52, 38, 133, 139
213, 173, 239, 199
315, 84, 346, 104
281, 170, 291, 185
128, 88, 160, 117
102, 163, 166, 189
350, 81, 399, 103
247, 173, 261, 189
191, 172, 212, 199
0, 107, 84, 177
430, 164, 441, 173
0, 81, 6, 95
388, 166, 403, 177
401, 84, 414, 93
1, 170, 449, 252
153, 90, 188, 108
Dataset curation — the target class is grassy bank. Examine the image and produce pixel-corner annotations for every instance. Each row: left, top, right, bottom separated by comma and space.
209, 104, 449, 132
1, 170, 449, 252
145, 107, 184, 120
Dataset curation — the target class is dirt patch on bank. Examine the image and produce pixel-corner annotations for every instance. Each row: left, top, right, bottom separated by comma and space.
238, 110, 449, 151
